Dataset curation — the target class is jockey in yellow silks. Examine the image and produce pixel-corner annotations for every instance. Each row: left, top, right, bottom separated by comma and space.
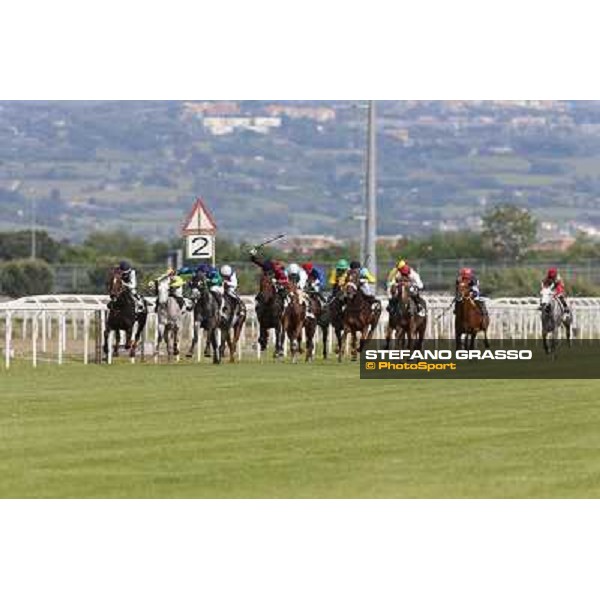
328, 258, 350, 291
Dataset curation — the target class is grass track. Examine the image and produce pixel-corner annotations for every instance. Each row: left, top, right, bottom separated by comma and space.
2, 360, 600, 498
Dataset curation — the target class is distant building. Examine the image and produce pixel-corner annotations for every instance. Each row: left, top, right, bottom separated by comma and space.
531, 237, 576, 253
202, 116, 281, 135
377, 235, 404, 248
284, 235, 343, 254
265, 105, 336, 122
182, 101, 240, 118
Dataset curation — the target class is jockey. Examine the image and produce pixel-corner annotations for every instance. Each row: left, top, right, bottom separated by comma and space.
455, 267, 488, 316
358, 266, 378, 306
220, 264, 240, 302
397, 263, 427, 317
286, 263, 308, 289
541, 267, 570, 313
118, 260, 145, 313
328, 258, 350, 292
301, 262, 326, 294
206, 266, 226, 317
386, 258, 407, 294
287, 262, 312, 317
156, 266, 186, 310
195, 263, 213, 277
349, 260, 362, 274
249, 248, 288, 286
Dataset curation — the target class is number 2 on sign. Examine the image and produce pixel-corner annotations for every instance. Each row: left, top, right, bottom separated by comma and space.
186, 235, 213, 259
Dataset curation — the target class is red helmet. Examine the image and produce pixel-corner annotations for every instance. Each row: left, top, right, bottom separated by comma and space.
301, 262, 313, 273
460, 267, 473, 279
547, 267, 558, 279
399, 265, 411, 276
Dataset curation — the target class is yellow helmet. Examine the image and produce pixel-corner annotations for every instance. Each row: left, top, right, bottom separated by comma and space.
396, 258, 406, 269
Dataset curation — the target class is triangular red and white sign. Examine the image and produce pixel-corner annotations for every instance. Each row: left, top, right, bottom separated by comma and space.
181, 197, 217, 235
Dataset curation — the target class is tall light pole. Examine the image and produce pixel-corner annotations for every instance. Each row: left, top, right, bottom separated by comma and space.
352, 214, 367, 265
30, 192, 37, 260
365, 100, 377, 278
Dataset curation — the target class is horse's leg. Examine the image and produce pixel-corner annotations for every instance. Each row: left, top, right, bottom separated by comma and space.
258, 323, 268, 352
155, 322, 164, 361
482, 328, 490, 349
187, 318, 198, 358
322, 324, 329, 360
469, 332, 476, 351
338, 328, 348, 363
213, 326, 222, 364
103, 325, 109, 357
384, 321, 393, 351
351, 330, 359, 362
225, 328, 235, 363
113, 329, 120, 356
164, 324, 172, 361
173, 325, 180, 360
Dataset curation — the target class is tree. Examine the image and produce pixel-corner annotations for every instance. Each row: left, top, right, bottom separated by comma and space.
482, 204, 537, 262
0, 259, 54, 297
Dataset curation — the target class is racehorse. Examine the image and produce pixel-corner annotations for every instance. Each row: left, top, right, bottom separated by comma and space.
338, 270, 381, 362
328, 287, 345, 356
154, 275, 183, 361
187, 273, 221, 364
385, 278, 426, 350
282, 283, 306, 363
455, 280, 490, 350
104, 268, 147, 360
540, 285, 571, 355
254, 272, 286, 358
219, 292, 247, 362
305, 290, 330, 361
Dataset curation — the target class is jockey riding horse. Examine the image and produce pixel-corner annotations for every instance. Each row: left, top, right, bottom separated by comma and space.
385, 275, 426, 350
104, 266, 148, 360
338, 268, 381, 362
250, 248, 287, 358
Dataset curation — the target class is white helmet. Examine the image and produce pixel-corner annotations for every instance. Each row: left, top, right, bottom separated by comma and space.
288, 263, 301, 275
220, 264, 232, 277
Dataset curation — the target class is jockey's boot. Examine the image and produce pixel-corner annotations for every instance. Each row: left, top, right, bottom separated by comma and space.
415, 297, 427, 317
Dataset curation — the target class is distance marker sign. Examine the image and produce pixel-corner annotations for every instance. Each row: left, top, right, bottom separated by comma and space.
181, 197, 217, 264
186, 234, 214, 259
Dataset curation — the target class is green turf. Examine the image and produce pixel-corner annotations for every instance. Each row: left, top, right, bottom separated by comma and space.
2, 360, 600, 498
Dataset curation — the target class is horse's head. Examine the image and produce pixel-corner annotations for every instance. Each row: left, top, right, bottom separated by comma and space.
540, 285, 554, 312
156, 276, 170, 305
397, 276, 412, 301
107, 268, 124, 298
457, 280, 471, 300
258, 272, 276, 302
344, 279, 358, 301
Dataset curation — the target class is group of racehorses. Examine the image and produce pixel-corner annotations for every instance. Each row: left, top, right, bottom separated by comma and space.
103, 268, 245, 364
102, 267, 571, 363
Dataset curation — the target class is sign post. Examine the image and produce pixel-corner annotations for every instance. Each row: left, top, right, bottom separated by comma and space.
181, 197, 218, 267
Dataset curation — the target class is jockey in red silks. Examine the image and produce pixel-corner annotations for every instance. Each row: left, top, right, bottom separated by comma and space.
249, 247, 288, 286
455, 267, 488, 316
541, 267, 570, 313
